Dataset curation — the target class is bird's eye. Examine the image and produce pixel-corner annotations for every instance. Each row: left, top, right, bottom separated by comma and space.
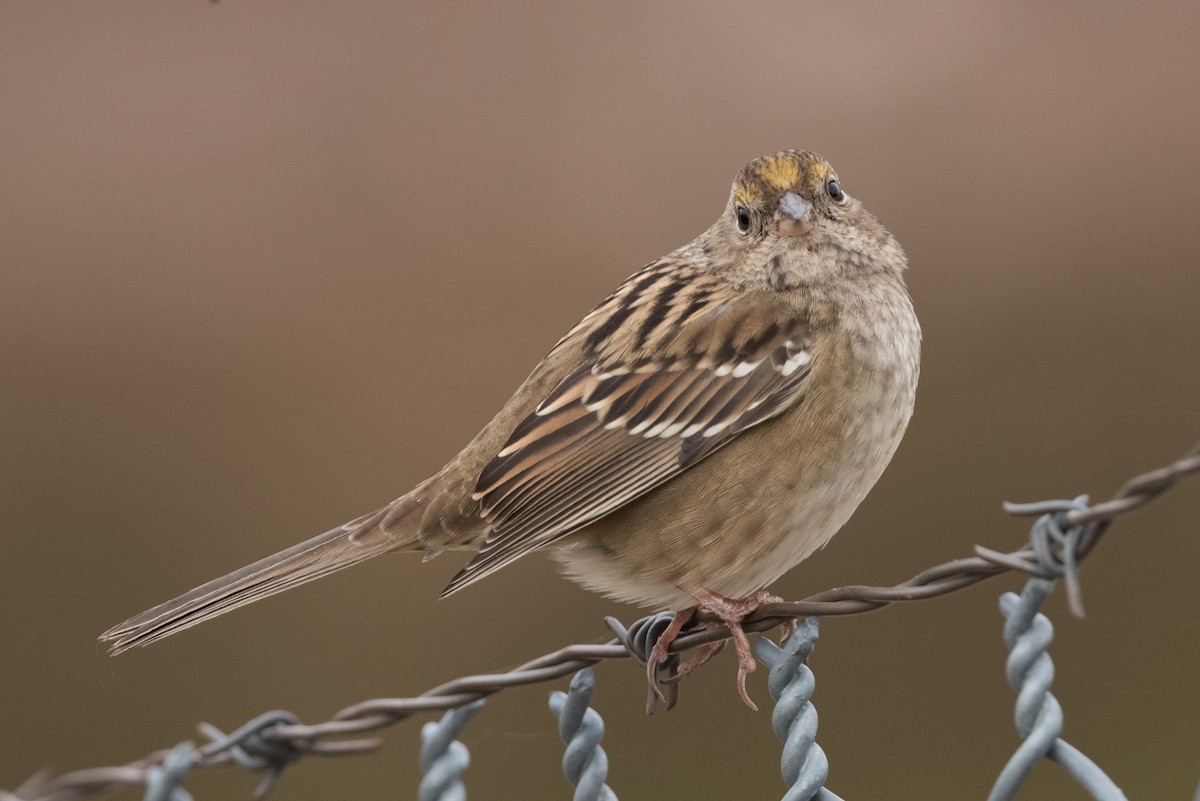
827, 180, 847, 205
735, 206, 752, 234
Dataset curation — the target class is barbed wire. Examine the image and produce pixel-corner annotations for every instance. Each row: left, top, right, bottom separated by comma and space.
3, 441, 1197, 801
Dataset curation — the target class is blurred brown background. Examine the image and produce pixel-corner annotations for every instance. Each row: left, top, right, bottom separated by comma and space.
2, 2, 1198, 799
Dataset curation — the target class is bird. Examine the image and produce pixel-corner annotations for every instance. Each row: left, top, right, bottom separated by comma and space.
101, 149, 920, 706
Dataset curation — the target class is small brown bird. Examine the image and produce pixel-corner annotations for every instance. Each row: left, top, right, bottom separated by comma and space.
102, 150, 920, 705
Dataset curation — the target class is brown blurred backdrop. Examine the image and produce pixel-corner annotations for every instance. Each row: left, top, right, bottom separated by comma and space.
2, 2, 1198, 799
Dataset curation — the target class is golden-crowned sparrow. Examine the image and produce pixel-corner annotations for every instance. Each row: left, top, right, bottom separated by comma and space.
102, 150, 920, 704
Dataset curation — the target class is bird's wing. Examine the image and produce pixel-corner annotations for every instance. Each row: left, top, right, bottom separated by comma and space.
442, 260, 813, 595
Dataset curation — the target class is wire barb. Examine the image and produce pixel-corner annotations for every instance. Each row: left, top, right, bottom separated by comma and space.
605, 611, 681, 713
994, 494, 1094, 616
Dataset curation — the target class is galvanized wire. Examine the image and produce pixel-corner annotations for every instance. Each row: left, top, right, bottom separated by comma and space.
755, 621, 844, 801
4, 441, 1197, 801
418, 700, 484, 801
989, 578, 1127, 801
142, 744, 195, 801
548, 668, 617, 801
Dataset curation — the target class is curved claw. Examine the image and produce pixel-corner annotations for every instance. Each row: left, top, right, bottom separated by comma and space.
645, 606, 697, 704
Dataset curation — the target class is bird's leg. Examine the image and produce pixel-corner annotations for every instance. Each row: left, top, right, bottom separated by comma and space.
691, 589, 785, 710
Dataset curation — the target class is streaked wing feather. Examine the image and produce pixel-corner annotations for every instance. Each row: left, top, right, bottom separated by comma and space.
468, 432, 682, 577
441, 268, 814, 597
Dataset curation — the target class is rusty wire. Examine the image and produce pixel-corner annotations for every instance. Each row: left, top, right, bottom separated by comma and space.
3, 441, 1197, 801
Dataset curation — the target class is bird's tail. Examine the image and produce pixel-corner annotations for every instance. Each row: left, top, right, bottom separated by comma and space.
100, 500, 420, 655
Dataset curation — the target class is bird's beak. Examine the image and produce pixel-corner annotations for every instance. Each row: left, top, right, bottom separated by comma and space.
774, 192, 816, 237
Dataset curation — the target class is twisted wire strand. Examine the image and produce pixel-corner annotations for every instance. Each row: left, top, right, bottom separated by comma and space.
604, 611, 681, 713
418, 700, 485, 801
141, 743, 195, 801
548, 668, 617, 801
5, 442, 1197, 801
988, 578, 1128, 801
754, 620, 844, 801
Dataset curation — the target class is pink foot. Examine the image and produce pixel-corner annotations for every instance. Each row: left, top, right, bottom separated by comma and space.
672, 640, 725, 681
694, 589, 785, 711
645, 590, 786, 710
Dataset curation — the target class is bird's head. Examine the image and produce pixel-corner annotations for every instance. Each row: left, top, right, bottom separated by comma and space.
703, 150, 905, 291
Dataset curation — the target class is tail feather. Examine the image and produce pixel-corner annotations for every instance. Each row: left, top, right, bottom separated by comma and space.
100, 505, 414, 655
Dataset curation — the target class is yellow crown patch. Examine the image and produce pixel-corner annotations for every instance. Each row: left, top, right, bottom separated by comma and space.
735, 151, 831, 205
